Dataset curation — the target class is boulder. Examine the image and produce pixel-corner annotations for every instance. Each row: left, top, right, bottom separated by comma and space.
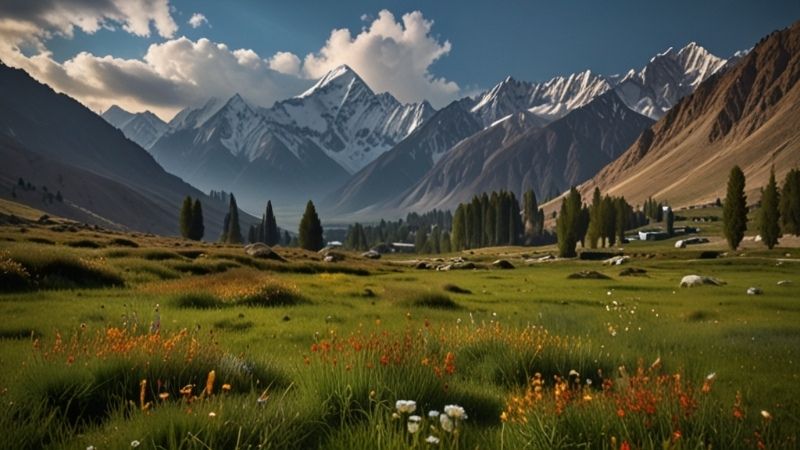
679, 275, 725, 288
567, 270, 611, 280
244, 243, 286, 262
415, 261, 430, 270
746, 287, 763, 295
453, 262, 476, 270
361, 250, 381, 260
603, 255, 630, 266
492, 259, 515, 269
320, 250, 345, 262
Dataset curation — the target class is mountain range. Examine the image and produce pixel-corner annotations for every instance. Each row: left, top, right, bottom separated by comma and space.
568, 21, 800, 212
4, 25, 791, 237
0, 63, 255, 237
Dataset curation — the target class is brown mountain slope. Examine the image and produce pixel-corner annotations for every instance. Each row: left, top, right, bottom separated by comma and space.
573, 21, 800, 210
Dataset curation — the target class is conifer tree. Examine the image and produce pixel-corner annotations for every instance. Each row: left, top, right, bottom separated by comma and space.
190, 199, 204, 241
451, 205, 466, 251
760, 168, 780, 249
557, 187, 582, 257
298, 200, 324, 251
264, 201, 279, 246
780, 168, 800, 236
723, 166, 747, 250
587, 188, 602, 248
440, 231, 451, 253
225, 194, 243, 244
179, 196, 193, 239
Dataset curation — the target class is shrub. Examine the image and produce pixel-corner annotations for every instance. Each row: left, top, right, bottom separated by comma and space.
236, 284, 308, 307
66, 239, 103, 249
404, 292, 460, 310
109, 238, 139, 248
172, 292, 222, 309
0, 252, 33, 291
12, 252, 123, 289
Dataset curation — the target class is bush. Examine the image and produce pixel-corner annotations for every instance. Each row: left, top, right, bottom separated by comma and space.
236, 284, 309, 307
108, 238, 139, 248
12, 252, 123, 289
172, 292, 222, 309
404, 292, 461, 310
66, 239, 103, 249
0, 253, 33, 291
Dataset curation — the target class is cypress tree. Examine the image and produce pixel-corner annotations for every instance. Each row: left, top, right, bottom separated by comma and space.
451, 205, 466, 251
587, 188, 602, 249
485, 194, 496, 247
440, 231, 451, 253
470, 196, 482, 248
602, 196, 617, 247
780, 169, 800, 236
578, 205, 590, 248
665, 206, 674, 236
264, 201, 279, 246
298, 200, 324, 251
615, 197, 628, 243
225, 194, 243, 244
557, 187, 582, 257
220, 212, 230, 242
523, 189, 542, 244
190, 199, 204, 241
247, 225, 257, 244
179, 196, 193, 239
508, 192, 522, 245
723, 166, 747, 250
760, 168, 780, 249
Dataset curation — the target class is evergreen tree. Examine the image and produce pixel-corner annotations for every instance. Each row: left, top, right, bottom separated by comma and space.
247, 225, 257, 244
440, 231, 451, 253
225, 194, 243, 244
587, 188, 602, 248
557, 187, 582, 257
431, 226, 442, 254
264, 201, 279, 246
780, 169, 800, 236
179, 196, 193, 239
485, 193, 497, 247
615, 197, 628, 243
220, 212, 230, 242
508, 192, 523, 245
470, 196, 482, 248
723, 166, 747, 250
298, 200, 324, 251
578, 205, 590, 248
451, 205, 466, 251
415, 229, 428, 254
665, 206, 674, 236
523, 189, 543, 244
760, 168, 780, 249
190, 199, 204, 241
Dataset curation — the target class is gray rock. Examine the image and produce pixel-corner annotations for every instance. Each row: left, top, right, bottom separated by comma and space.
746, 287, 763, 295
361, 250, 381, 259
244, 243, 286, 262
777, 280, 792, 286
680, 275, 725, 287
492, 259, 515, 269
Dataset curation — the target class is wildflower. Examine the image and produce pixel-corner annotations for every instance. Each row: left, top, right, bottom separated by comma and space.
444, 404, 467, 420
222, 383, 231, 393
500, 411, 508, 422
620, 441, 631, 450
204, 370, 216, 396
428, 410, 440, 418
131, 441, 141, 448
425, 435, 440, 445
87, 446, 95, 450
257, 388, 270, 404
407, 415, 421, 433
569, 369, 579, 377
396, 400, 417, 414
761, 410, 772, 421
208, 411, 216, 418
180, 384, 194, 398
159, 392, 170, 401
439, 414, 454, 432
650, 356, 661, 369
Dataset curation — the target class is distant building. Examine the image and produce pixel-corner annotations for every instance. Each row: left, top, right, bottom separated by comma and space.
391, 242, 416, 253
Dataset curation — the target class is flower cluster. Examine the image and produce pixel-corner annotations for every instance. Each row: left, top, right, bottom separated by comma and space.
394, 399, 468, 445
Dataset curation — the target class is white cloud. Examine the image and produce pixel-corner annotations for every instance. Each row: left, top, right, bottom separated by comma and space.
2, 37, 310, 119
0, 0, 177, 50
297, 10, 460, 107
0, 5, 461, 119
268, 51, 301, 75
187, 13, 208, 29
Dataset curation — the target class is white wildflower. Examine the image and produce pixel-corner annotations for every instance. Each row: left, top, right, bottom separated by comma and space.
407, 415, 421, 434
395, 400, 417, 414
440, 413, 454, 432
444, 404, 467, 419
426, 435, 440, 444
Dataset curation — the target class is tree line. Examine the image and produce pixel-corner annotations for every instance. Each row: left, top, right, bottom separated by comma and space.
344, 209, 453, 252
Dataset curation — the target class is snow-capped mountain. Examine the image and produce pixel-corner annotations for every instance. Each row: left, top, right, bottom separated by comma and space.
101, 105, 168, 149
470, 70, 613, 126
146, 65, 434, 213
470, 43, 729, 124
263, 65, 434, 173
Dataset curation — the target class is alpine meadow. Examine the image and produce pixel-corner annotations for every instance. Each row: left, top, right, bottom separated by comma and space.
1, 2, 800, 449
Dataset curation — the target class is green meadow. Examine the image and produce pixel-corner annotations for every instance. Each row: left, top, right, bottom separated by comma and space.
0, 206, 798, 449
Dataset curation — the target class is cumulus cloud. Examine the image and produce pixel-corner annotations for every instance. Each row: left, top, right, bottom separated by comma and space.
268, 51, 301, 75
2, 36, 310, 119
0, 0, 177, 50
0, 4, 461, 119
297, 10, 460, 107
187, 13, 208, 29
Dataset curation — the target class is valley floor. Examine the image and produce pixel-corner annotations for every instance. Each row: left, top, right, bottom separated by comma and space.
0, 206, 799, 449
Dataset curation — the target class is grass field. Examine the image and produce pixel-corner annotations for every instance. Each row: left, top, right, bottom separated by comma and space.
1, 206, 799, 449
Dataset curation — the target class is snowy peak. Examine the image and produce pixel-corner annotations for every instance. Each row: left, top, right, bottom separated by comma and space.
298, 64, 367, 98
676, 42, 727, 87
101, 105, 168, 150
168, 97, 225, 130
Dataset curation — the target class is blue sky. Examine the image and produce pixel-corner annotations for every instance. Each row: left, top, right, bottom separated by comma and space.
2, 0, 798, 118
